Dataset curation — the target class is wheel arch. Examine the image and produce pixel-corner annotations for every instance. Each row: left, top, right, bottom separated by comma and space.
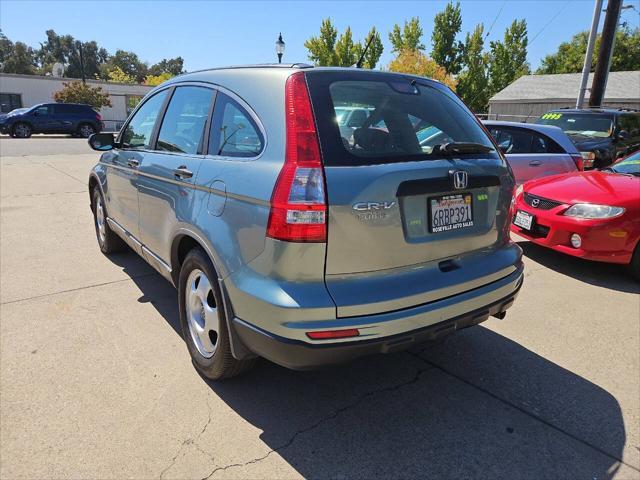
170, 231, 255, 360
12, 120, 34, 134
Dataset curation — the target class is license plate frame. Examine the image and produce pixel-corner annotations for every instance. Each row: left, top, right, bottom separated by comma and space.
513, 210, 534, 230
428, 193, 474, 233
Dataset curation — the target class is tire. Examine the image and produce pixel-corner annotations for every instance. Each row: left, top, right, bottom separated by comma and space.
629, 243, 640, 281
91, 187, 127, 254
78, 123, 96, 138
12, 122, 32, 138
178, 247, 255, 380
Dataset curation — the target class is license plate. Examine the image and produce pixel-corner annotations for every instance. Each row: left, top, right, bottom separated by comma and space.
513, 210, 534, 230
429, 193, 474, 233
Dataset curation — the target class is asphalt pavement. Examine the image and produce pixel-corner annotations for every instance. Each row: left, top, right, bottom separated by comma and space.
1, 135, 639, 479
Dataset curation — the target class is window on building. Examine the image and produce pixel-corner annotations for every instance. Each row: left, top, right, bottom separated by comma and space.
0, 94, 23, 113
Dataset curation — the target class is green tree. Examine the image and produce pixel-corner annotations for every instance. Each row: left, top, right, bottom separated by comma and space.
537, 27, 640, 74
305, 19, 383, 68
457, 24, 490, 112
101, 50, 147, 83
335, 27, 358, 66
387, 49, 456, 90
389, 17, 425, 53
0, 29, 12, 66
144, 72, 174, 86
353, 27, 384, 69
53, 81, 112, 108
488, 19, 530, 96
36, 30, 108, 79
304, 18, 338, 66
148, 57, 184, 76
1, 39, 37, 75
107, 66, 136, 83
431, 1, 464, 75
67, 41, 109, 79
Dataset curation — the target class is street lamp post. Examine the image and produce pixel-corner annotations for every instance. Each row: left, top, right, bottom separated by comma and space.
275, 33, 285, 64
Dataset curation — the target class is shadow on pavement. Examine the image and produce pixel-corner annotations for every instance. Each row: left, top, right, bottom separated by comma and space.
518, 240, 639, 294
109, 251, 629, 479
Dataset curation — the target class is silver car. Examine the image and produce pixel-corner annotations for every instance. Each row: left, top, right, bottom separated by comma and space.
88, 65, 524, 380
484, 121, 582, 185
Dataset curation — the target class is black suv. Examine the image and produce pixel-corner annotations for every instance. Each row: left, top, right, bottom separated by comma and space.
536, 108, 640, 168
0, 103, 103, 139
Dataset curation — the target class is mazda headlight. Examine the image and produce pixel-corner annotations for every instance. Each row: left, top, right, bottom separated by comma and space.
564, 204, 625, 219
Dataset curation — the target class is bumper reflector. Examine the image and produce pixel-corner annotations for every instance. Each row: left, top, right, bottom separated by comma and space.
307, 329, 360, 340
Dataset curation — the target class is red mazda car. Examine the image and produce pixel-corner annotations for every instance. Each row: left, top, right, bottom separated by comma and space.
511, 150, 640, 278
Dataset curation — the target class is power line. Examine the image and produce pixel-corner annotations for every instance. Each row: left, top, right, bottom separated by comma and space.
485, 0, 507, 39
530, 0, 573, 45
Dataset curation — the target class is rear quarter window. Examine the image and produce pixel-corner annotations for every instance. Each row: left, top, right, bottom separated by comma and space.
306, 71, 498, 166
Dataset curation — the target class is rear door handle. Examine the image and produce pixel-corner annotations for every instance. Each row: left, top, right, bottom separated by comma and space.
528, 160, 542, 166
127, 158, 139, 168
174, 166, 193, 179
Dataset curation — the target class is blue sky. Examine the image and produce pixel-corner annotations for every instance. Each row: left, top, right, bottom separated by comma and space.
1, 0, 638, 72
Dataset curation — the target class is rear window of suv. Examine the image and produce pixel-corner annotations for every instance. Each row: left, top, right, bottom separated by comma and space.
306, 72, 497, 166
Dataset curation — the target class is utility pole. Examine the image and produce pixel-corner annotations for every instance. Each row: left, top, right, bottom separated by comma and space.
576, 0, 602, 108
77, 41, 86, 84
589, 0, 622, 107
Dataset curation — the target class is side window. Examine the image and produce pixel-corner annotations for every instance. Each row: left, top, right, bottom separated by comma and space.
208, 92, 264, 157
121, 90, 169, 149
156, 87, 215, 154
157, 86, 215, 155
504, 129, 534, 154
619, 114, 640, 137
34, 105, 52, 116
54, 104, 76, 115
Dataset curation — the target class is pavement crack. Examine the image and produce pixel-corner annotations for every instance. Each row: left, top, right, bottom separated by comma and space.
159, 398, 214, 479
405, 350, 640, 474
1, 273, 157, 305
200, 357, 432, 479
1, 190, 85, 199
44, 162, 86, 184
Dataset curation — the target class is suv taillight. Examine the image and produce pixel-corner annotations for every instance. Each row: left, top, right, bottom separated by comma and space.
571, 153, 584, 171
266, 72, 327, 243
95, 113, 102, 121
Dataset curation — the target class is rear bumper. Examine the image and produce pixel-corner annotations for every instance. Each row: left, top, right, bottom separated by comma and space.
233, 266, 524, 370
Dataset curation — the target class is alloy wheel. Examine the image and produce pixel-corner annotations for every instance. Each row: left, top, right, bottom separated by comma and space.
95, 195, 106, 245
185, 269, 219, 358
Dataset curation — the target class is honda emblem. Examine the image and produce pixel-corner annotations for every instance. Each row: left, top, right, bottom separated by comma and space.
452, 170, 468, 190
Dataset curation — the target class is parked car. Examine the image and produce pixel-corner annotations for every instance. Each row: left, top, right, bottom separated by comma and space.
87, 65, 524, 380
484, 121, 581, 185
512, 150, 640, 278
535, 108, 640, 169
0, 103, 102, 138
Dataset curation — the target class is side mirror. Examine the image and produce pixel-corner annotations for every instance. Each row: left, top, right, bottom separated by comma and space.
88, 133, 116, 151
33, 110, 40, 117
616, 130, 629, 141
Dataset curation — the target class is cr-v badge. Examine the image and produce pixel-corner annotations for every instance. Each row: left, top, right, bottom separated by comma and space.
353, 201, 396, 221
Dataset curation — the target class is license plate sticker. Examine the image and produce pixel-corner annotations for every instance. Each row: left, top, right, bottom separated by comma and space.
513, 210, 534, 230
429, 193, 474, 233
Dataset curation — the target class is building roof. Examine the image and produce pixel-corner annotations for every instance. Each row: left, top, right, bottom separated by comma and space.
489, 71, 640, 103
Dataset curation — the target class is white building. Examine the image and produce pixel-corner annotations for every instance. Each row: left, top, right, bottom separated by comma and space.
488, 71, 640, 122
0, 73, 153, 130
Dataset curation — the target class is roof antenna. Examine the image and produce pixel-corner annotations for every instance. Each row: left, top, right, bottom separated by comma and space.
355, 34, 375, 68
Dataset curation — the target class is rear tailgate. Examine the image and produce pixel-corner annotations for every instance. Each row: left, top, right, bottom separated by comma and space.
306, 70, 517, 317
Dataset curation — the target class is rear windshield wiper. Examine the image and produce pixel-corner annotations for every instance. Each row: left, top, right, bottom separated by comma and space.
434, 142, 494, 155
